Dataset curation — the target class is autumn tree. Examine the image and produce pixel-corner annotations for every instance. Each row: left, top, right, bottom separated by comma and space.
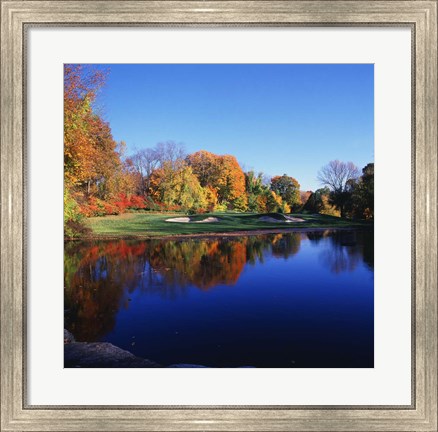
187, 151, 247, 211
102, 141, 138, 200
303, 187, 340, 216
186, 150, 218, 187
150, 161, 207, 212
64, 64, 110, 189
270, 174, 301, 211
129, 142, 186, 198
268, 190, 289, 213
216, 155, 247, 210
300, 191, 312, 209
64, 65, 145, 230
64, 64, 125, 198
303, 188, 326, 213
255, 190, 289, 213
317, 160, 359, 217
65, 65, 123, 231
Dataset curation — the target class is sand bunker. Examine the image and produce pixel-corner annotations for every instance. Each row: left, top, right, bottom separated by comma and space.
284, 215, 305, 222
165, 215, 304, 224
166, 216, 220, 224
166, 217, 191, 223
259, 215, 305, 223
195, 217, 220, 223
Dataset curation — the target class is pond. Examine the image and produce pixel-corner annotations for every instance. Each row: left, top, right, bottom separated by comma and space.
64, 229, 374, 368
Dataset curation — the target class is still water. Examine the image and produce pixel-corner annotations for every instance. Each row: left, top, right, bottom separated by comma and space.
64, 230, 374, 367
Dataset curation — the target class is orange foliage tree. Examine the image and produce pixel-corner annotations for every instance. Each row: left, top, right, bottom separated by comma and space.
64, 64, 110, 189
187, 150, 247, 211
64, 65, 144, 233
270, 174, 301, 211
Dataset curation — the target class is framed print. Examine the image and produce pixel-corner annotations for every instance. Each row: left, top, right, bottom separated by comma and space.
1, 1, 437, 431
62, 62, 376, 371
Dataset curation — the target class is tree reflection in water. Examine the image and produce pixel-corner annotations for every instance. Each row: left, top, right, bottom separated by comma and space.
309, 230, 374, 274
65, 230, 373, 342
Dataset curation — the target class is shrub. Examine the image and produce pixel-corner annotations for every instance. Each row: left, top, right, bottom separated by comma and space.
127, 195, 147, 210
103, 201, 120, 215
64, 189, 89, 238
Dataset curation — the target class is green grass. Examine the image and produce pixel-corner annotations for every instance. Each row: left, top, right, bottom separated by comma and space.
85, 212, 372, 238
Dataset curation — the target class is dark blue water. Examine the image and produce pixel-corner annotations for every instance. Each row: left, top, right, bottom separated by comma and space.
64, 230, 374, 367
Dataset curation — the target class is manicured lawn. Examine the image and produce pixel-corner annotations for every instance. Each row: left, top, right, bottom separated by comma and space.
85, 212, 372, 238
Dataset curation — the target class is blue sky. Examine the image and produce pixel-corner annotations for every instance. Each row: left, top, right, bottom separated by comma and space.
93, 64, 374, 191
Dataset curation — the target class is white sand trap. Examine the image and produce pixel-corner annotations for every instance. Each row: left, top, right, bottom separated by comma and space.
259, 215, 305, 223
284, 215, 305, 222
166, 217, 191, 223
165, 216, 220, 224
194, 217, 220, 223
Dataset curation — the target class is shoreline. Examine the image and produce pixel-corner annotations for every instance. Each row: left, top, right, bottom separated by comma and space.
66, 225, 373, 242
64, 331, 253, 368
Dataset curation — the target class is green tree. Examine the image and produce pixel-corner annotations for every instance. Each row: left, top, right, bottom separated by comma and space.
349, 163, 374, 219
270, 174, 301, 211
245, 171, 267, 212
64, 189, 89, 238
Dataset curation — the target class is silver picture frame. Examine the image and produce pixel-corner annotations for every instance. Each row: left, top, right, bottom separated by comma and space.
1, 1, 436, 431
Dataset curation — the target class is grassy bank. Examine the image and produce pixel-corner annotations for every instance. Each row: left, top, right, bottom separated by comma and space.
81, 212, 372, 239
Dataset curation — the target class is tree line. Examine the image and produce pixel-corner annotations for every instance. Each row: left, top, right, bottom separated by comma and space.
64, 65, 373, 236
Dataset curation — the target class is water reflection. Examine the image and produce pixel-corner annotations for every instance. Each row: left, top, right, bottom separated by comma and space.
64, 230, 373, 366
314, 231, 374, 274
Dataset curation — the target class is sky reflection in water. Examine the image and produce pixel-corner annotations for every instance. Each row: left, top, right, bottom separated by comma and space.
64, 230, 374, 367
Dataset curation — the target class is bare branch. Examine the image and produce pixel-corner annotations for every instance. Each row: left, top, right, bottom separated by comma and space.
317, 160, 359, 193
